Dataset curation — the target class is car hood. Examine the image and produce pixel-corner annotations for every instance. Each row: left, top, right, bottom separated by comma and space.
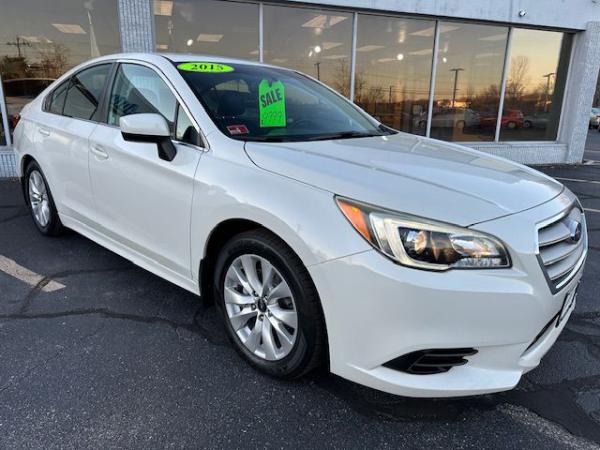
244, 133, 563, 226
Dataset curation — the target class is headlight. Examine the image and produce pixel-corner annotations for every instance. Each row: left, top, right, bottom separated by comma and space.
336, 197, 510, 270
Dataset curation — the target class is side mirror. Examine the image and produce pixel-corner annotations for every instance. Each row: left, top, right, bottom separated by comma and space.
119, 113, 177, 162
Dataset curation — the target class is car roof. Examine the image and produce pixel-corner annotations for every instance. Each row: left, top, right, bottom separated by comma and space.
158, 53, 264, 66
77, 53, 291, 75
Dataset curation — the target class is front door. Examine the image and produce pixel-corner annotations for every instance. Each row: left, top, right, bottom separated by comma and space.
89, 63, 202, 279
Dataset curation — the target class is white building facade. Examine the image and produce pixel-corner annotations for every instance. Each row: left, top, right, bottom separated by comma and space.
1, 0, 599, 177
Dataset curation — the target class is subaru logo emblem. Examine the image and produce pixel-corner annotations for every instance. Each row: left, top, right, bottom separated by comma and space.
567, 220, 582, 244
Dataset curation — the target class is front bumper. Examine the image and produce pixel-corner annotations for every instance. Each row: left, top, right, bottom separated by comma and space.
309, 191, 585, 398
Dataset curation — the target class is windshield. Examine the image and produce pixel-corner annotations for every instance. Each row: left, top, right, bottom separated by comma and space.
176, 61, 395, 142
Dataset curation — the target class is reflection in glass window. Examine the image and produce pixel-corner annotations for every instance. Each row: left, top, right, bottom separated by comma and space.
63, 64, 110, 120
0, 108, 4, 145
47, 80, 69, 115
153, 0, 259, 59
0, 0, 120, 137
263, 5, 353, 96
500, 29, 572, 141
430, 23, 508, 142
354, 14, 435, 135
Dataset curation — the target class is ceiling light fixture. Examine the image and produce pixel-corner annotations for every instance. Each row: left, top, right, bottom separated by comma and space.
51, 23, 86, 34
196, 33, 223, 43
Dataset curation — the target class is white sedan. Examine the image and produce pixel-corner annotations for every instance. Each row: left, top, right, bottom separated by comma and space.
13, 54, 587, 397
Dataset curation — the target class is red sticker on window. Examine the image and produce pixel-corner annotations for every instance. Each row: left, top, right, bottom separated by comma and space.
227, 124, 249, 135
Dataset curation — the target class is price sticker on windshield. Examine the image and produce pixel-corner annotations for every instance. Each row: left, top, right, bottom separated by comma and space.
259, 79, 286, 127
177, 62, 234, 73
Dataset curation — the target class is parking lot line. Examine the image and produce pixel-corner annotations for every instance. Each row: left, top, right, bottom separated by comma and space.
0, 255, 65, 292
555, 177, 600, 185
584, 207, 600, 214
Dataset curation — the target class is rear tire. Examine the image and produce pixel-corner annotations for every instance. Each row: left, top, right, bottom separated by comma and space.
213, 229, 326, 379
24, 161, 65, 236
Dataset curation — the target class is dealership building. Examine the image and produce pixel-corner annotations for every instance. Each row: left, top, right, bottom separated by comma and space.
1, 0, 600, 177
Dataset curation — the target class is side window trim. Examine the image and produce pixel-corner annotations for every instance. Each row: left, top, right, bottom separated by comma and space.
43, 61, 115, 123
94, 62, 117, 124
43, 78, 70, 115
174, 103, 201, 147
109, 59, 208, 150
63, 63, 113, 123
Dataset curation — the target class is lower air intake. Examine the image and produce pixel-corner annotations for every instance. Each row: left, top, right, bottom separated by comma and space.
384, 348, 478, 375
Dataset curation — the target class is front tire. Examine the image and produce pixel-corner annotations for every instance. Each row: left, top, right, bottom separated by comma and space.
24, 161, 64, 236
213, 229, 326, 379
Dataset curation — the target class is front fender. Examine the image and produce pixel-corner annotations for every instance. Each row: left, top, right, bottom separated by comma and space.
190, 153, 371, 282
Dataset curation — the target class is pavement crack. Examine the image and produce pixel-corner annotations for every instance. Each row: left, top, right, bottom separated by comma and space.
0, 323, 104, 396
16, 266, 133, 314
0, 347, 64, 395
17, 276, 54, 314
0, 308, 198, 334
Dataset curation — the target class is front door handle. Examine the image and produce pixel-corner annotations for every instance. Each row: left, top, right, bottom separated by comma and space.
90, 144, 109, 160
38, 128, 50, 137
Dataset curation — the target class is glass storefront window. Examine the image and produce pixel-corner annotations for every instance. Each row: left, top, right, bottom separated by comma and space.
430, 23, 508, 142
0, 115, 5, 146
500, 29, 572, 141
0, 78, 6, 145
263, 5, 353, 96
154, 0, 259, 59
354, 14, 435, 135
0, 0, 120, 139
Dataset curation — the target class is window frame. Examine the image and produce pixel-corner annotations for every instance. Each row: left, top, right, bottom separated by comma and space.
104, 60, 207, 149
62, 63, 114, 123
42, 62, 115, 123
43, 79, 70, 115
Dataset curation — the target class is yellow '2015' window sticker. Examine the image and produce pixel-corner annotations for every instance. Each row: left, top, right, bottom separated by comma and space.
177, 62, 234, 73
259, 79, 286, 127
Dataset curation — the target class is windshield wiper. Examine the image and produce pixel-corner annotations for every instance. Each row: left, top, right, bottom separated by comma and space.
305, 131, 383, 141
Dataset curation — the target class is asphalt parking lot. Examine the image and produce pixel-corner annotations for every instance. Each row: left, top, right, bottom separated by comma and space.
1, 135, 600, 449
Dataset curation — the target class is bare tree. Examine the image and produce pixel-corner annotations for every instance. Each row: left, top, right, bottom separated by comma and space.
505, 56, 530, 105
38, 43, 70, 79
331, 58, 351, 98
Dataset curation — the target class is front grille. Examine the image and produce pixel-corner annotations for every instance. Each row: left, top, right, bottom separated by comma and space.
537, 207, 587, 292
384, 348, 478, 375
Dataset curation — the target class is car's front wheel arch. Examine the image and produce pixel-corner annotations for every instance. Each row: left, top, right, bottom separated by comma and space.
200, 218, 264, 304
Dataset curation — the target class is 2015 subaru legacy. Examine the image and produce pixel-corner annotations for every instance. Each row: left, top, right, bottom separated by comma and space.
13, 54, 587, 397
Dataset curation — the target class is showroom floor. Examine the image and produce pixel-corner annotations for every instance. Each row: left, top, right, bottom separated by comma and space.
0, 136, 599, 449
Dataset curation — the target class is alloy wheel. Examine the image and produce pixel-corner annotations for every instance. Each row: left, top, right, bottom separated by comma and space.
223, 254, 298, 361
28, 170, 51, 227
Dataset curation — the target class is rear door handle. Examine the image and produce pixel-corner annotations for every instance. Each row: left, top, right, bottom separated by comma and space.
90, 144, 109, 160
38, 128, 50, 137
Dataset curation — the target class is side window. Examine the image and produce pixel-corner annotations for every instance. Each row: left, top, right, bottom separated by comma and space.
47, 81, 69, 115
108, 64, 177, 132
63, 64, 111, 121
175, 105, 199, 145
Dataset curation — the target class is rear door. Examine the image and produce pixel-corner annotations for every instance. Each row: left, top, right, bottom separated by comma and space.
35, 63, 112, 224
88, 62, 203, 279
